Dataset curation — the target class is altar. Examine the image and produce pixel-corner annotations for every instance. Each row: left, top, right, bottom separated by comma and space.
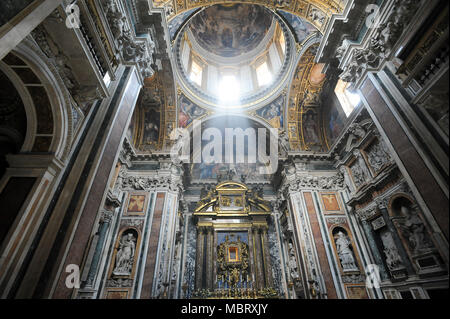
192, 181, 278, 298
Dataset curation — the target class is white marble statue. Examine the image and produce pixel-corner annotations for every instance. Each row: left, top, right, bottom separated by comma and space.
335, 231, 358, 271
288, 243, 299, 280
113, 232, 136, 276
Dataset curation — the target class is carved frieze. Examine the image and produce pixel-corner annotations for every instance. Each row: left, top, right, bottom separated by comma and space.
364, 139, 392, 174
106, 278, 133, 288
355, 205, 379, 222
327, 217, 348, 225
341, 274, 365, 284
120, 219, 144, 228
282, 172, 345, 193
120, 174, 183, 192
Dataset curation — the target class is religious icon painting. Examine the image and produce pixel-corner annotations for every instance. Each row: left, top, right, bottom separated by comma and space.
126, 194, 148, 216
227, 246, 240, 263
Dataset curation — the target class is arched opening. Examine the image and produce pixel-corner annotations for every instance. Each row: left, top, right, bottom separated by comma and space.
0, 47, 72, 276
0, 68, 27, 179
184, 115, 277, 182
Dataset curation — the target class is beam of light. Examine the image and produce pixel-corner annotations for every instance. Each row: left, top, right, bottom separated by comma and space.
218, 75, 241, 106
345, 89, 361, 108
256, 62, 273, 87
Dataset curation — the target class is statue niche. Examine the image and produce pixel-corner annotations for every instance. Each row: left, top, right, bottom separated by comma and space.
333, 228, 359, 273
388, 196, 446, 274
112, 229, 138, 277
395, 201, 433, 255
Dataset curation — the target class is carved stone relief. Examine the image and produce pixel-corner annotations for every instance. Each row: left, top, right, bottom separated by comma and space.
365, 139, 392, 173
397, 205, 434, 255
379, 229, 404, 271
283, 173, 345, 193
349, 150, 371, 189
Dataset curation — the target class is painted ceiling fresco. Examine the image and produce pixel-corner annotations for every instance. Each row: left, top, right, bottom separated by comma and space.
153, 0, 344, 34
178, 94, 208, 129
145, 1, 348, 155
278, 9, 318, 43
254, 95, 285, 129
286, 44, 329, 152
168, 7, 198, 40
189, 116, 274, 181
188, 4, 273, 58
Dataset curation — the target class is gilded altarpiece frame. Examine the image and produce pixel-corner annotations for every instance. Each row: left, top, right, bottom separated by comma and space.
193, 182, 276, 298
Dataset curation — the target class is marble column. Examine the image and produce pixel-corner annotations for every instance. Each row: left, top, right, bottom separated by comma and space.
360, 219, 390, 281
261, 227, 272, 287
195, 227, 205, 290
251, 227, 262, 290
206, 227, 214, 291
83, 209, 114, 288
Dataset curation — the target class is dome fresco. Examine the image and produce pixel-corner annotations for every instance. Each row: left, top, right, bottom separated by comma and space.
278, 10, 318, 43
188, 4, 273, 58
175, 4, 295, 111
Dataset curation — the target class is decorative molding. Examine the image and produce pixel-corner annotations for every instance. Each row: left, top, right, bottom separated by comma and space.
101, 0, 156, 79
336, 0, 423, 87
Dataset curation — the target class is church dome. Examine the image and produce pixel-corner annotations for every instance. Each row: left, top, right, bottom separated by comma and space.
174, 4, 295, 111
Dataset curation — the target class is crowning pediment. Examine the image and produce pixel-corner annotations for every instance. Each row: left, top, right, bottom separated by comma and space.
194, 181, 271, 215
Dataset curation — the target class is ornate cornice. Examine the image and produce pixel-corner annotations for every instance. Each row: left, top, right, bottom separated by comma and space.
333, 0, 423, 88
100, 0, 156, 80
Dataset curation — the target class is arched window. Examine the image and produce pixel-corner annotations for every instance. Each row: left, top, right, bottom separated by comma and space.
334, 79, 361, 117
